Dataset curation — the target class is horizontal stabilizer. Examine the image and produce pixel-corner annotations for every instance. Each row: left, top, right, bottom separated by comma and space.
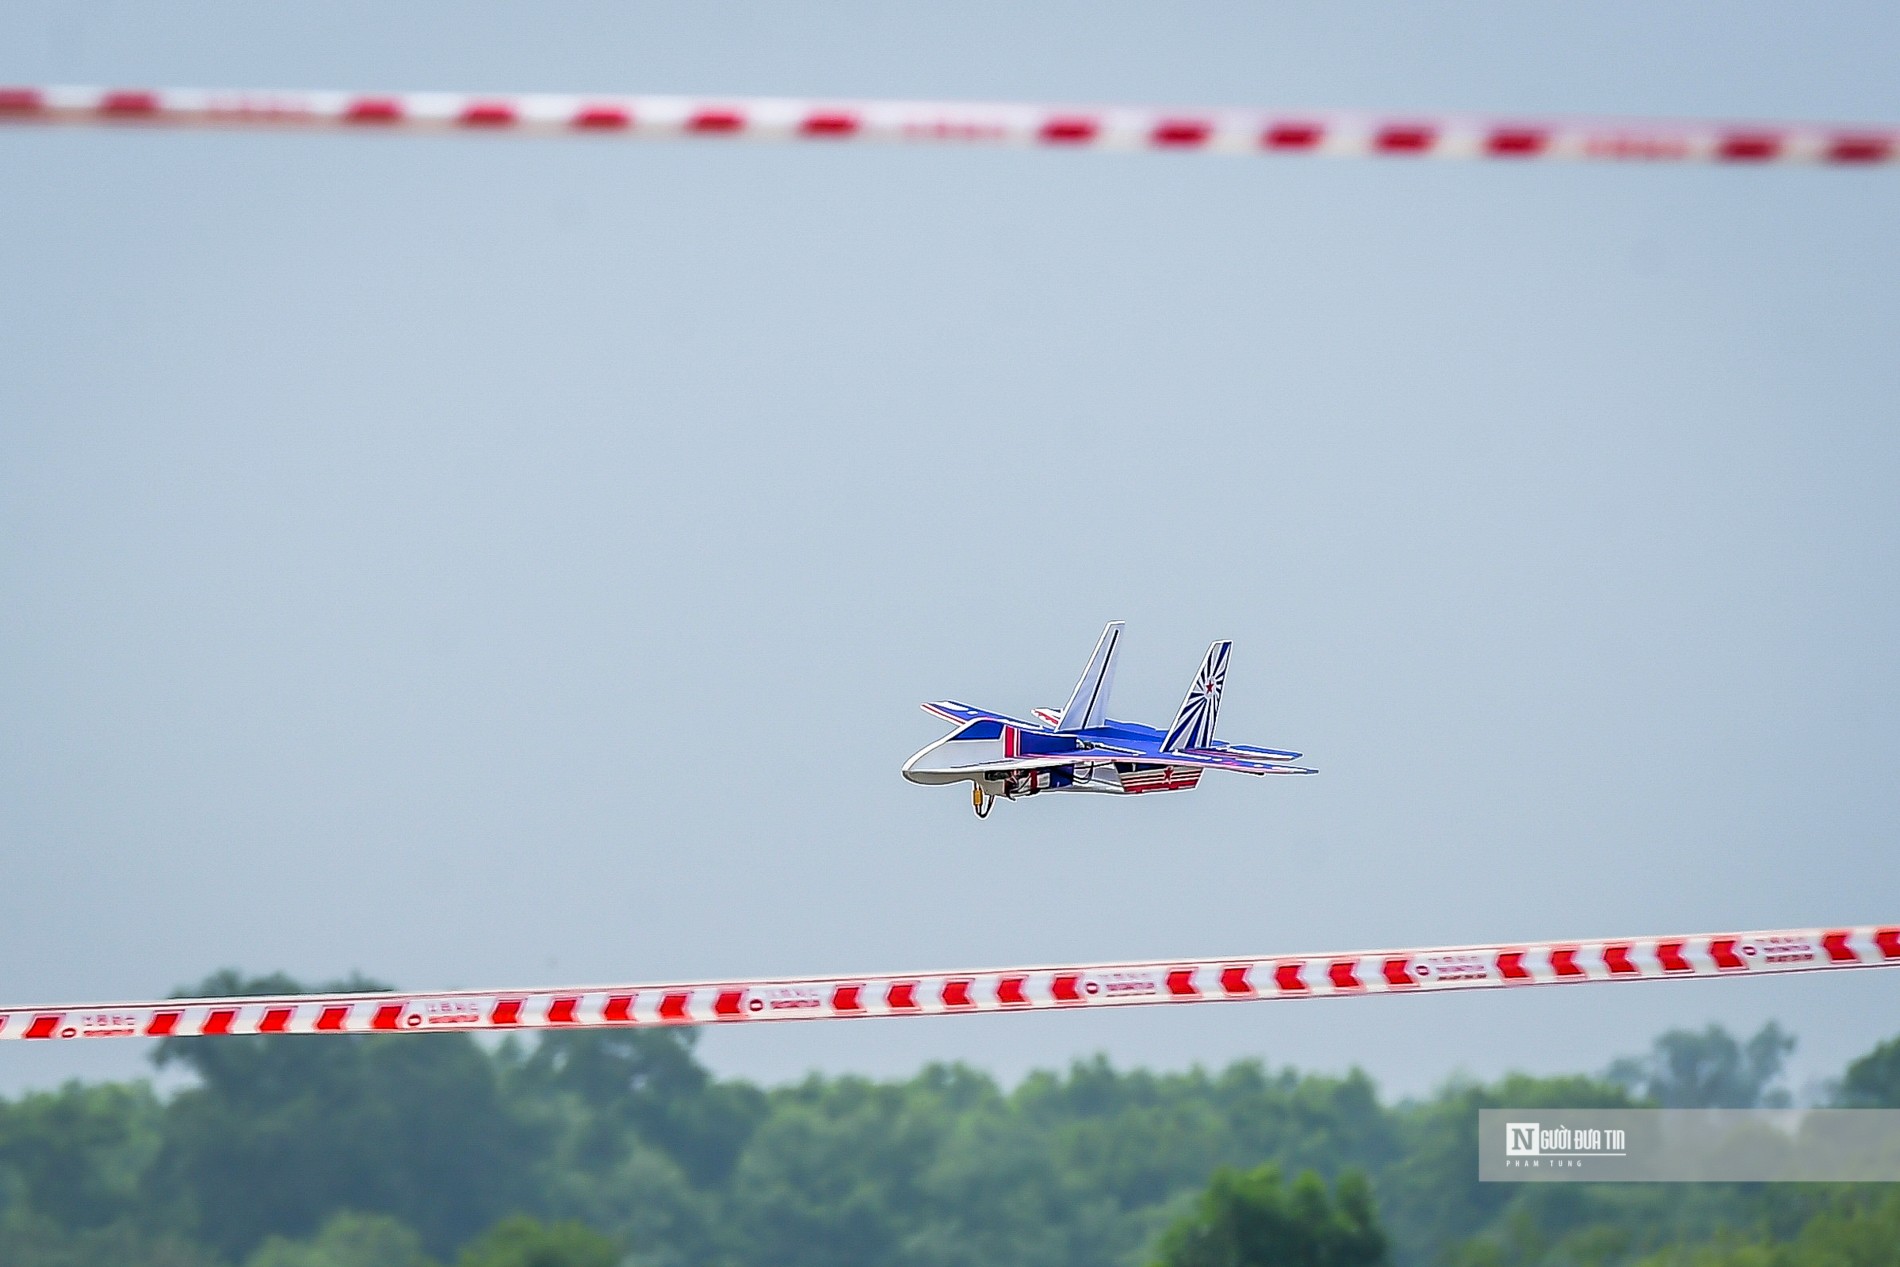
1212, 741, 1303, 762
1164, 747, 1316, 776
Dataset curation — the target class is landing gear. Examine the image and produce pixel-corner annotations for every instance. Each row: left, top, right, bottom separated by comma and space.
972, 784, 993, 818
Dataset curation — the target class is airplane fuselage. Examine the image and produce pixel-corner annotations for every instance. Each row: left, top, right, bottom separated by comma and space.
902, 718, 1208, 799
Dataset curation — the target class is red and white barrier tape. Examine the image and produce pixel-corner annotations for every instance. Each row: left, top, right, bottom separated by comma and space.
1, 86, 1894, 165
5, 925, 1895, 1041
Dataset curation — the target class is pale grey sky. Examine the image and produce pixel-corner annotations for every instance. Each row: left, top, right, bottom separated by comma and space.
2, 1, 1898, 1101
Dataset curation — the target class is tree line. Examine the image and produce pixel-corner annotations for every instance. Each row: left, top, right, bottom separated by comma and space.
0, 969, 1896, 1267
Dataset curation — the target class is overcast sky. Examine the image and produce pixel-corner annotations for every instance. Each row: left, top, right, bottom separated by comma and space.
2, 1, 1898, 1101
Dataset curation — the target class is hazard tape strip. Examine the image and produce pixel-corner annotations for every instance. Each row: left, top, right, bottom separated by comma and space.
5, 925, 1895, 1040
0, 86, 1894, 165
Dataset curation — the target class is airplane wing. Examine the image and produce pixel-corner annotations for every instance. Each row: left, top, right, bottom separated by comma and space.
920, 700, 1051, 731
915, 751, 1132, 776
924, 745, 1309, 777
1162, 747, 1317, 775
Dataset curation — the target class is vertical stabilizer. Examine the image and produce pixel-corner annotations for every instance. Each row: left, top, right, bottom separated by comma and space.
1162, 640, 1232, 751
1056, 622, 1124, 732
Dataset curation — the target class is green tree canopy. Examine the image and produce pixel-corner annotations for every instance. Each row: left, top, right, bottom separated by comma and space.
0, 1081, 162, 1230
1630, 1189, 1900, 1267
1, 997, 1893, 1267
148, 972, 541, 1261
1835, 1034, 1900, 1107
1149, 1164, 1386, 1267
513, 1030, 765, 1187
0, 1218, 224, 1267
246, 1211, 433, 1267
453, 1217, 618, 1267
1606, 1023, 1796, 1109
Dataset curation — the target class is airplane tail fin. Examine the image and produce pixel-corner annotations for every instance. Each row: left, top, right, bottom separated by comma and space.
1162, 640, 1232, 752
1055, 622, 1124, 732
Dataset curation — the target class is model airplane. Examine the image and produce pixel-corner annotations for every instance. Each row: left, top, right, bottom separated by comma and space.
903, 622, 1315, 816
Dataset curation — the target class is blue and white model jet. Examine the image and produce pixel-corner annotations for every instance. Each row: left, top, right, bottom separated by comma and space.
903, 622, 1315, 817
